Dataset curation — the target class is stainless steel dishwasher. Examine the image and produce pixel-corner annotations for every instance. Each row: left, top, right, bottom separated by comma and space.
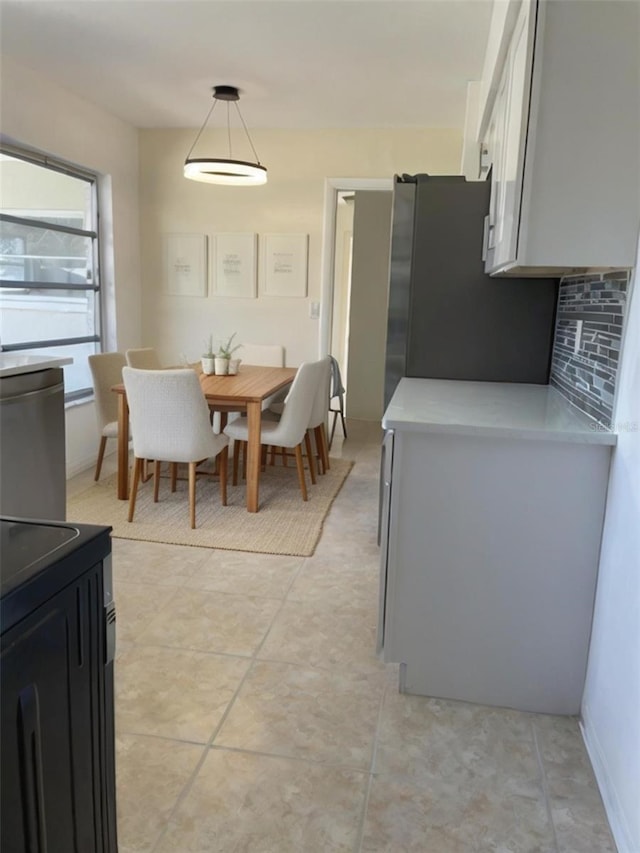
0, 367, 67, 520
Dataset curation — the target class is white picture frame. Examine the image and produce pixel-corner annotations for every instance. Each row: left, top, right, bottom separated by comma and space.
261, 233, 308, 298
164, 233, 207, 297
211, 232, 257, 298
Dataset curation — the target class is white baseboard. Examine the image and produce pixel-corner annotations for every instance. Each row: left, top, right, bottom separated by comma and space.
66, 447, 116, 479
580, 706, 636, 853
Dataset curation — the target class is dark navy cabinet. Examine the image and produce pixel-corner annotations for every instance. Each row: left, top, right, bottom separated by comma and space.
0, 518, 117, 853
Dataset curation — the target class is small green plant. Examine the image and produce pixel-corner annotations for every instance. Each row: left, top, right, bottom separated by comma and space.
202, 334, 215, 358
217, 333, 242, 359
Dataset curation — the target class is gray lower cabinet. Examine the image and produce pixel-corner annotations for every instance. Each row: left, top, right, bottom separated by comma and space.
379, 427, 612, 714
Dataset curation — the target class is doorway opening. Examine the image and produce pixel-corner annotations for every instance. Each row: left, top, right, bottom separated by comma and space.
319, 177, 393, 424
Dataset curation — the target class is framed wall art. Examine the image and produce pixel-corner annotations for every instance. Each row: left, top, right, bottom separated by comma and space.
164, 233, 207, 297
211, 232, 257, 298
261, 233, 308, 297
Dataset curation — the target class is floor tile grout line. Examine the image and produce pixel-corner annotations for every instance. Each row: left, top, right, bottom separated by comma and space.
148, 554, 301, 853
531, 719, 560, 853
149, 653, 259, 853
147, 541, 369, 853
207, 742, 374, 775
353, 673, 390, 852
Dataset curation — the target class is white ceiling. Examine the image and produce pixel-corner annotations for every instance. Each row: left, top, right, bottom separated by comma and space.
0, 0, 493, 130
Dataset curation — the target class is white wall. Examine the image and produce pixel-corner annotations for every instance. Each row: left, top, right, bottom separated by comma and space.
139, 127, 461, 368
0, 56, 141, 475
581, 237, 640, 853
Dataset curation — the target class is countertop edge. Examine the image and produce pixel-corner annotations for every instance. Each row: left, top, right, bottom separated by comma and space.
381, 417, 617, 446
0, 357, 73, 378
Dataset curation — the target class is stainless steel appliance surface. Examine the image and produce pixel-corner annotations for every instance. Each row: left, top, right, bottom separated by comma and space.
384, 174, 559, 408
0, 367, 66, 520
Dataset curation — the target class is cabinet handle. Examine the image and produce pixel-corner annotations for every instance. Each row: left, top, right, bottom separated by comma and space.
17, 684, 46, 853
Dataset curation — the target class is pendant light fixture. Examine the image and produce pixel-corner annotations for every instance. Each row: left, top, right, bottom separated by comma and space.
184, 85, 267, 186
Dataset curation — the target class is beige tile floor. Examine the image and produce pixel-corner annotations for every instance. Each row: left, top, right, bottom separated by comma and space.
69, 421, 616, 853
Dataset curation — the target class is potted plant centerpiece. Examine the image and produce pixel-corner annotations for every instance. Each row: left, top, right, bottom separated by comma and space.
216, 333, 242, 375
201, 335, 216, 375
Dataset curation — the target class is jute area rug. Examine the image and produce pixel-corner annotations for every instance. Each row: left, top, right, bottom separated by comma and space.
67, 457, 353, 557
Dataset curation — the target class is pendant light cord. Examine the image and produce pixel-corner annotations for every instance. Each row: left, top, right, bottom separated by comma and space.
185, 98, 219, 160
233, 101, 262, 166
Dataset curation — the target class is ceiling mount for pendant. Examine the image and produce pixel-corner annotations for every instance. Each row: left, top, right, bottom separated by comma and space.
184, 85, 267, 186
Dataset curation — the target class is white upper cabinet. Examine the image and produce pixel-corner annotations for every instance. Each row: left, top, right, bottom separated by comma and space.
477, 0, 640, 276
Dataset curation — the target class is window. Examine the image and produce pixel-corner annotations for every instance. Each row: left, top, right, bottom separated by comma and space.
0, 147, 102, 401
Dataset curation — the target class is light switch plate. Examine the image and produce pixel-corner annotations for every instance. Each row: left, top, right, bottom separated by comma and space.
309, 301, 320, 319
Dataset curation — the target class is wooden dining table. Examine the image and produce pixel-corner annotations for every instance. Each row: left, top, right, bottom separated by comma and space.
112, 364, 296, 512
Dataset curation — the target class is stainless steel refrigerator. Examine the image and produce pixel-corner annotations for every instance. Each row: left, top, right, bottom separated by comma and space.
384, 175, 558, 408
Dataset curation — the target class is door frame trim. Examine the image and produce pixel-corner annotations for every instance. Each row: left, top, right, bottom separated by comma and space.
319, 177, 393, 357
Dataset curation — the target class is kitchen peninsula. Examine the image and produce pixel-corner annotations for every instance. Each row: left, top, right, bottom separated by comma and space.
378, 378, 616, 715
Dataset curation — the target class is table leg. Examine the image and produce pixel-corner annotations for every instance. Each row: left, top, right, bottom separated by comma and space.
117, 394, 129, 500
245, 400, 262, 512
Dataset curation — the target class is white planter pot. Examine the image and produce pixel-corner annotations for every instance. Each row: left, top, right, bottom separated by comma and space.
228, 358, 241, 375
214, 357, 229, 375
201, 356, 215, 375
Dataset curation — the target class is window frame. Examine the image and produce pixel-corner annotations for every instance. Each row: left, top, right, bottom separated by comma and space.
0, 145, 103, 403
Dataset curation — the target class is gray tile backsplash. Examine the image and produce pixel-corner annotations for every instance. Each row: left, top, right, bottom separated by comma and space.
549, 270, 630, 425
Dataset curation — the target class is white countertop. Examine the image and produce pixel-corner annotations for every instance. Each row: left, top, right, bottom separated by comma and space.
0, 354, 73, 378
382, 378, 617, 445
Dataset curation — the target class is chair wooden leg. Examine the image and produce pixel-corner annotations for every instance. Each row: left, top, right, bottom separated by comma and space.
312, 426, 324, 475
318, 423, 330, 471
188, 461, 197, 529
294, 444, 308, 501
219, 446, 228, 506
94, 436, 107, 481
128, 457, 143, 522
329, 411, 338, 449
261, 443, 268, 471
340, 409, 347, 439
141, 459, 152, 483
269, 445, 276, 466
232, 440, 240, 486
153, 460, 161, 502
170, 462, 178, 492
304, 431, 317, 485
281, 446, 288, 467
242, 441, 247, 481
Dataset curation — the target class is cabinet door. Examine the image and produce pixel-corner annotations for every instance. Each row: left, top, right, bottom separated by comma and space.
0, 565, 105, 852
486, 64, 509, 258
487, 0, 536, 272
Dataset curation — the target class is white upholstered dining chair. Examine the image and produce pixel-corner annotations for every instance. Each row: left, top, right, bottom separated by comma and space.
307, 355, 332, 475
122, 367, 229, 529
125, 347, 161, 369
224, 359, 325, 502
214, 342, 286, 435
328, 355, 347, 447
88, 351, 127, 481
268, 355, 331, 478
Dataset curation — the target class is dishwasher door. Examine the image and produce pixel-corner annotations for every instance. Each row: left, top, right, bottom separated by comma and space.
0, 368, 67, 520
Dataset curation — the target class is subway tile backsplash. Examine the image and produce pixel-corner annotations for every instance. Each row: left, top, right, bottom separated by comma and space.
549, 270, 630, 426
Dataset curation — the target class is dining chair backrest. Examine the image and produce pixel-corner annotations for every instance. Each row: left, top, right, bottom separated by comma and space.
275, 360, 327, 447
88, 352, 126, 430
122, 367, 218, 463
329, 355, 346, 400
126, 347, 161, 369
308, 356, 331, 430
241, 344, 285, 367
